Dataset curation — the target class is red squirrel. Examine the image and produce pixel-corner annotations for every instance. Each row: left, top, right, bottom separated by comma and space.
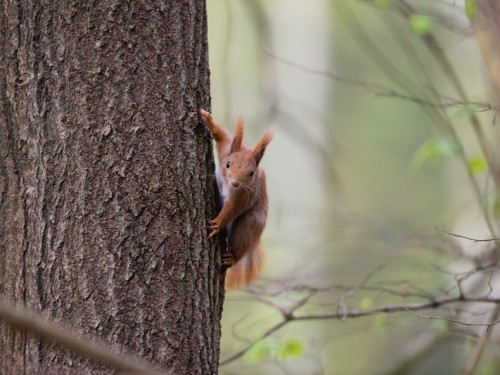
200, 109, 273, 289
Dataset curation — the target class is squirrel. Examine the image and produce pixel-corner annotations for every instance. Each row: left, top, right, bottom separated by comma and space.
200, 109, 273, 289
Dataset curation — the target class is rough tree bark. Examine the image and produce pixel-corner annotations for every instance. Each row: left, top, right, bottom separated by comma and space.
0, 1, 224, 374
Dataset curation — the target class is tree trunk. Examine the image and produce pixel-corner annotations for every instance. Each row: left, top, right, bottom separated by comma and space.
0, 1, 224, 374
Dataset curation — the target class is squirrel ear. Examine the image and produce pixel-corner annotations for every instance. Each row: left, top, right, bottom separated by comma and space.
252, 130, 273, 165
230, 117, 244, 154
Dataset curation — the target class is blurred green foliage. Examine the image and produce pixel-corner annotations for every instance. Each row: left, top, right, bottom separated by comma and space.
411, 138, 461, 169
245, 338, 304, 363
208, 0, 500, 374
465, 0, 477, 18
409, 14, 434, 36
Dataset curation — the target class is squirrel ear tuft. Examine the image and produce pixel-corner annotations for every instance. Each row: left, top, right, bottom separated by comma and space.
252, 130, 273, 165
230, 117, 244, 153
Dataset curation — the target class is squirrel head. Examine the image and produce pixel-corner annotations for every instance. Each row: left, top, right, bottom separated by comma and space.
222, 117, 273, 191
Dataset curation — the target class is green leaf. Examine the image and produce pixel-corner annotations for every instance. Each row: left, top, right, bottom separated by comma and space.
278, 339, 304, 360
465, 0, 477, 18
360, 296, 374, 310
467, 156, 487, 174
245, 340, 272, 363
433, 320, 449, 335
412, 138, 461, 169
245, 338, 304, 363
409, 15, 433, 36
453, 103, 478, 119
372, 314, 387, 335
436, 138, 461, 156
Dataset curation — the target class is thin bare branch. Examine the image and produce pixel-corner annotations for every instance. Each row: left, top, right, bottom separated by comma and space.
220, 294, 500, 367
435, 227, 500, 242
464, 305, 500, 375
0, 299, 164, 375
404, 307, 500, 329
219, 319, 289, 367
265, 48, 494, 111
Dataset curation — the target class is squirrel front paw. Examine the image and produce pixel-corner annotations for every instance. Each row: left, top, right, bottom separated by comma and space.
207, 219, 220, 238
200, 109, 212, 123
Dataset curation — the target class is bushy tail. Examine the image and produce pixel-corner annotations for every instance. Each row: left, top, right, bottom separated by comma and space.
225, 245, 265, 290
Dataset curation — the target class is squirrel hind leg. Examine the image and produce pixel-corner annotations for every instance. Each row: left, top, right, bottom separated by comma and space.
222, 252, 234, 268
225, 212, 266, 290
227, 208, 266, 261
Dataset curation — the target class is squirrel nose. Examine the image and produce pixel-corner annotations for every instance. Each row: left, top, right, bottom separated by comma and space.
231, 181, 240, 189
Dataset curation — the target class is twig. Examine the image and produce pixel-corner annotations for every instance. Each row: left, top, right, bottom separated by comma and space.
464, 304, 500, 375
0, 299, 164, 375
265, 48, 492, 110
435, 227, 500, 242
219, 294, 500, 367
404, 307, 500, 329
220, 320, 289, 367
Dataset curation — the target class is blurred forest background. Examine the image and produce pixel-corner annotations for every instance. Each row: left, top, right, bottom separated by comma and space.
208, 0, 500, 374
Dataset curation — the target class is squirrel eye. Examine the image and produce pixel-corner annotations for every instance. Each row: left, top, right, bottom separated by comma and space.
249, 171, 255, 177
226, 161, 230, 168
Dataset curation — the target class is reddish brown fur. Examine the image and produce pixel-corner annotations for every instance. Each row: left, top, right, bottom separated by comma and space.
200, 109, 272, 289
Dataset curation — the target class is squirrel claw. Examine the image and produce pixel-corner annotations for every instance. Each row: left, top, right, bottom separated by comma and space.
208, 229, 219, 238
200, 109, 212, 121
207, 219, 220, 238
222, 252, 234, 268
